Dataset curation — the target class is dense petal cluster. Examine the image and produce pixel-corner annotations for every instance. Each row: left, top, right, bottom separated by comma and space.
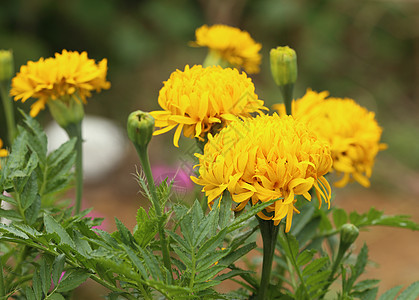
191, 114, 332, 232
10, 50, 110, 117
192, 24, 262, 74
275, 89, 386, 187
150, 65, 267, 147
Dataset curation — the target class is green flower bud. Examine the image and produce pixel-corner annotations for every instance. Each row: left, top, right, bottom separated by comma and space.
0, 49, 14, 82
127, 110, 155, 149
340, 223, 359, 246
47, 95, 85, 129
270, 46, 297, 87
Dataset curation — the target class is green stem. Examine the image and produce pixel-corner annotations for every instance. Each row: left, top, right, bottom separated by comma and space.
0, 81, 16, 143
134, 144, 173, 281
64, 122, 83, 214
257, 216, 280, 300
279, 83, 294, 116
0, 257, 5, 299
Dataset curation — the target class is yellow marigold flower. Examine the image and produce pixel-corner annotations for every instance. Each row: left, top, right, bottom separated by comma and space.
10, 50, 110, 117
150, 65, 267, 147
274, 89, 386, 188
0, 138, 8, 168
191, 114, 332, 232
192, 24, 262, 74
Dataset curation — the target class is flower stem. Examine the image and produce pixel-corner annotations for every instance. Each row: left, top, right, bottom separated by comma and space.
64, 121, 83, 214
279, 83, 294, 116
0, 81, 16, 143
0, 257, 5, 299
256, 216, 280, 300
134, 144, 173, 281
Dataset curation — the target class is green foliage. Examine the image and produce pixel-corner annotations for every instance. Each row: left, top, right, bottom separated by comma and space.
1, 114, 419, 299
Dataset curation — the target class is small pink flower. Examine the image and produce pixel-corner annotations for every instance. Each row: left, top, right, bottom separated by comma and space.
152, 165, 194, 199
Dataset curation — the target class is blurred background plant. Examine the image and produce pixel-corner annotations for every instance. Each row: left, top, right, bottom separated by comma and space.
1, 0, 418, 298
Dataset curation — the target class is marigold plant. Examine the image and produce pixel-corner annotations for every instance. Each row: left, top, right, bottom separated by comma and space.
192, 24, 262, 74
150, 65, 267, 147
274, 89, 386, 187
191, 114, 333, 232
10, 50, 110, 117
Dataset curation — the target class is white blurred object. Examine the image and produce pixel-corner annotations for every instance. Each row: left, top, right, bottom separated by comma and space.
45, 115, 127, 183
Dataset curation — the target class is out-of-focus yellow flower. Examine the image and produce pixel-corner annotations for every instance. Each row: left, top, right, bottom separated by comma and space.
191, 114, 332, 232
275, 89, 386, 188
192, 24, 262, 74
10, 50, 110, 117
0, 138, 8, 168
150, 65, 267, 147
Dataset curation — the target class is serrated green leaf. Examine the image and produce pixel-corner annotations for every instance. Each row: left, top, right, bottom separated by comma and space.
122, 244, 148, 279
56, 270, 90, 293
296, 249, 317, 267
32, 271, 42, 300
353, 279, 380, 292
115, 217, 135, 247
197, 228, 227, 258
167, 231, 190, 252
215, 269, 255, 283
302, 257, 329, 277
195, 265, 225, 282
219, 192, 233, 230
48, 294, 66, 300
0, 209, 21, 221
379, 286, 403, 300
229, 227, 257, 252
134, 207, 157, 248
193, 280, 221, 292
25, 286, 36, 300
40, 258, 51, 295
172, 245, 192, 268
47, 138, 76, 167
138, 247, 163, 281
20, 170, 38, 210
13, 223, 41, 238
180, 213, 194, 247
196, 250, 227, 273
354, 286, 379, 300
219, 242, 257, 267
22, 110, 48, 164
0, 223, 29, 239
25, 194, 41, 226
305, 270, 331, 288
333, 208, 348, 229
52, 254, 66, 287
353, 243, 369, 280
44, 214, 75, 248
396, 281, 419, 300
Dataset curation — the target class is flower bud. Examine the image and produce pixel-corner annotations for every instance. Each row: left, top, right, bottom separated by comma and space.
47, 96, 85, 129
340, 223, 359, 246
0, 49, 14, 82
270, 46, 297, 87
127, 110, 155, 149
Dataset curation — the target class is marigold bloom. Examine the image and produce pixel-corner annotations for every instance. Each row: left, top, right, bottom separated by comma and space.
274, 89, 386, 188
10, 50, 110, 117
192, 24, 262, 74
191, 114, 332, 232
150, 65, 267, 147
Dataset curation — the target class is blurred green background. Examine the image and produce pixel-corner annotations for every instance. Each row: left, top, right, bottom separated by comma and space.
1, 0, 419, 297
